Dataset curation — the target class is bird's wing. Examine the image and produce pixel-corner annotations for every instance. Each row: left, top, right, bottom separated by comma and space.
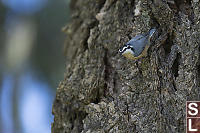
127, 34, 144, 44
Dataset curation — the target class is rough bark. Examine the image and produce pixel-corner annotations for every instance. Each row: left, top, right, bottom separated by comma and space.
52, 0, 200, 132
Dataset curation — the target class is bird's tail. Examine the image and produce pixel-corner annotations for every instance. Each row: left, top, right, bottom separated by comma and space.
149, 28, 157, 38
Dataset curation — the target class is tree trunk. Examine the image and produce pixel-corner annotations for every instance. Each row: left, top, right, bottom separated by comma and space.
52, 0, 200, 132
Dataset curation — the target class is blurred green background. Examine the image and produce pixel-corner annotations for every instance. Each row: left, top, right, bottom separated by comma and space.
0, 0, 70, 133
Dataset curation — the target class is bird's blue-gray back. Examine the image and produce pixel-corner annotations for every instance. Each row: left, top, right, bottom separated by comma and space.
126, 34, 149, 57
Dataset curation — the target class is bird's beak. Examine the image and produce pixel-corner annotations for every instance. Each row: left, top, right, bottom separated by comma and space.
119, 46, 124, 53
118, 49, 123, 55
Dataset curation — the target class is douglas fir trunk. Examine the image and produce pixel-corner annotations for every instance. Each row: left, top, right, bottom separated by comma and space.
52, 0, 200, 132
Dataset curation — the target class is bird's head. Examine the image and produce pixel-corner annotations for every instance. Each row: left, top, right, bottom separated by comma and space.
119, 44, 136, 60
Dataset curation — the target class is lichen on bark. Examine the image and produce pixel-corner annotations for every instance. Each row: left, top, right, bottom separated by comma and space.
52, 0, 200, 133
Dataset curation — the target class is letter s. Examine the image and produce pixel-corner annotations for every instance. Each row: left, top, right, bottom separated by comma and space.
188, 103, 198, 116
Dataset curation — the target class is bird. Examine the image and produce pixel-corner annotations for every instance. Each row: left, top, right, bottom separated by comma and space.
119, 28, 156, 60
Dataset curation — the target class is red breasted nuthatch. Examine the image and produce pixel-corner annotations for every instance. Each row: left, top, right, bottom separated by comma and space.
119, 28, 156, 60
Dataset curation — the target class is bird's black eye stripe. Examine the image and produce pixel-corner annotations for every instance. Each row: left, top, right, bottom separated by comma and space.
131, 47, 135, 52
119, 45, 135, 53
127, 45, 135, 52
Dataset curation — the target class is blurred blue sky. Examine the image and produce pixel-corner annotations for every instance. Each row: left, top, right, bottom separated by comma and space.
1, 74, 13, 133
18, 71, 54, 133
1, 0, 48, 15
1, 71, 54, 133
